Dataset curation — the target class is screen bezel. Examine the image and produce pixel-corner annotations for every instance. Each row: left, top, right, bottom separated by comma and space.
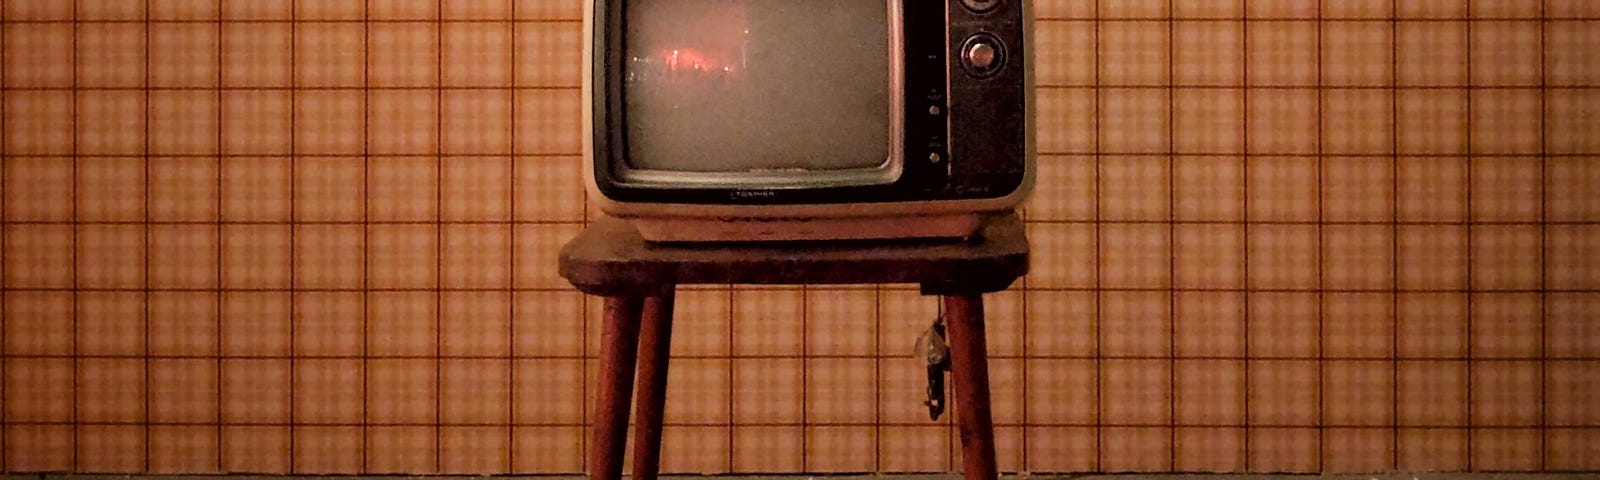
604, 0, 906, 190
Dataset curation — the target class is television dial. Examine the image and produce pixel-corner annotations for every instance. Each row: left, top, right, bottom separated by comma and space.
966, 42, 997, 69
961, 0, 1001, 13
960, 34, 1005, 78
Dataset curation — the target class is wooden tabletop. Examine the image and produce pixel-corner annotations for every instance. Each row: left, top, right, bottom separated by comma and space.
558, 213, 1030, 296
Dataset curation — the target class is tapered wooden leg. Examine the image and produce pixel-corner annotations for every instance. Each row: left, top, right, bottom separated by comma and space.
631, 291, 675, 480
945, 294, 997, 480
591, 296, 645, 480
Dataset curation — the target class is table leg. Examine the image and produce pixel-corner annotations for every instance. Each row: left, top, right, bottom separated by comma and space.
631, 291, 676, 480
944, 294, 998, 480
591, 296, 645, 480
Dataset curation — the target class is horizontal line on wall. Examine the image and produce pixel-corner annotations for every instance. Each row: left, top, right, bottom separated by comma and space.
0, 287, 584, 293
9, 153, 1588, 159
7, 220, 1600, 227
0, 86, 580, 91
1037, 152, 1600, 157
3, 287, 1597, 294
1033, 16, 1600, 22
1018, 220, 1600, 226
0, 284, 868, 290
0, 18, 582, 24
1037, 85, 1600, 90
0, 220, 588, 226
3, 354, 602, 360
0, 285, 932, 293
5, 17, 1593, 24
997, 287, 1600, 294
0, 420, 1591, 429
0, 153, 582, 158
2, 354, 1593, 362
6, 85, 1596, 92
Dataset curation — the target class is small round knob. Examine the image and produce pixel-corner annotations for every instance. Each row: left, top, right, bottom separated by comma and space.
961, 0, 1001, 13
965, 42, 997, 70
960, 34, 1006, 78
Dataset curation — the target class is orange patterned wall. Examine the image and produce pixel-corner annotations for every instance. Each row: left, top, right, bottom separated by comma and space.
2, 0, 1598, 474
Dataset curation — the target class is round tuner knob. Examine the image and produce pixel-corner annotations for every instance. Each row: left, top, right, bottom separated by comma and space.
960, 34, 1006, 78
961, 0, 1001, 13
965, 42, 997, 70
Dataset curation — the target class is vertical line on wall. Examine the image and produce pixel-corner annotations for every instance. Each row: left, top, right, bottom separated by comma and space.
1239, 3, 1251, 467
1091, 0, 1104, 471
70, 0, 81, 470
287, 0, 299, 470
0, 2, 8, 469
507, 0, 518, 471
214, 1, 227, 471
1314, 0, 1326, 471
1166, 0, 1178, 470
210, 1, 225, 471
732, 281, 736, 473
1537, 0, 1549, 470
360, 0, 371, 472
1016, 64, 1029, 469
1463, 2, 1474, 469
799, 284, 808, 469
1171, 0, 1184, 467
435, 0, 446, 471
876, 283, 889, 470
729, 283, 737, 473
1389, 1, 1401, 470
143, 0, 157, 472
1018, 207, 1028, 468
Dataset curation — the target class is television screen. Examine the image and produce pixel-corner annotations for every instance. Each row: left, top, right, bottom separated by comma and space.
623, 0, 891, 173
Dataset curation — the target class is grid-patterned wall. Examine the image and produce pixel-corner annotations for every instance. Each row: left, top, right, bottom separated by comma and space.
2, 0, 1598, 475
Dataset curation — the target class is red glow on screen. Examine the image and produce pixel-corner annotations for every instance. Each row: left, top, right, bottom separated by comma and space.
663, 48, 735, 74
642, 2, 747, 78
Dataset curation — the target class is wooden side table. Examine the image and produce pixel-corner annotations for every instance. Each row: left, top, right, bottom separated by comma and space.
558, 214, 1029, 480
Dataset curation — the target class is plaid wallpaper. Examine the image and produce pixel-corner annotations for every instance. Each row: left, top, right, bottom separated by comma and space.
1, 0, 1598, 474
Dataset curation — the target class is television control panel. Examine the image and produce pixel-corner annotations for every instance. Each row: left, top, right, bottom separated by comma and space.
946, 0, 1028, 199
898, 0, 1028, 201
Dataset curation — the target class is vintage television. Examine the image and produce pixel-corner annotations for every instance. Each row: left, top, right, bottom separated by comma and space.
584, 0, 1033, 241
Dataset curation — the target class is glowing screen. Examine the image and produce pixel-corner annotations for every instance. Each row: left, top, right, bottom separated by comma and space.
623, 0, 891, 172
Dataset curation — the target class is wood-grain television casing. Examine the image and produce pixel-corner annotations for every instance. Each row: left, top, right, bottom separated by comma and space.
584, 0, 1034, 241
